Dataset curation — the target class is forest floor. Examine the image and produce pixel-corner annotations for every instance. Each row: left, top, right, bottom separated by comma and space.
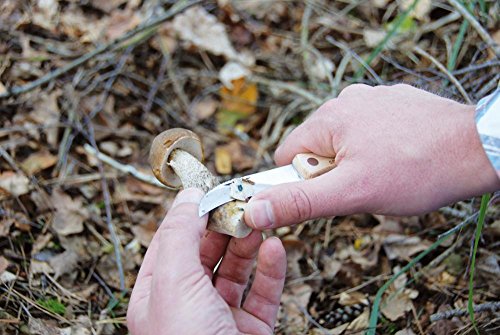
0, 1, 499, 334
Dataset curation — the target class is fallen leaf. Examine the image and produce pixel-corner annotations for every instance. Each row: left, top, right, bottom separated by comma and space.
0, 271, 17, 284
0, 256, 9, 275
0, 171, 30, 196
191, 97, 218, 120
381, 266, 419, 321
48, 250, 79, 279
400, 0, 432, 21
220, 78, 258, 115
106, 9, 142, 40
131, 220, 157, 248
21, 151, 57, 174
172, 6, 253, 65
395, 329, 416, 335
30, 259, 54, 275
29, 90, 61, 147
307, 54, 334, 81
363, 28, 387, 48
0, 81, 6, 94
32, 0, 59, 31
28, 317, 64, 335
51, 189, 89, 236
90, 0, 127, 13
219, 62, 251, 89
215, 146, 232, 174
382, 234, 430, 260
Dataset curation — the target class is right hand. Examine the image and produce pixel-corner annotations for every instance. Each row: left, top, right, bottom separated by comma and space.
244, 84, 500, 230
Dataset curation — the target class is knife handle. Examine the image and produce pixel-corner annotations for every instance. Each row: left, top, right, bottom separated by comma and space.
292, 153, 336, 179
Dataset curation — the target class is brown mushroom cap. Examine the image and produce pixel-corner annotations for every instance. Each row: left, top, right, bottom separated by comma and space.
149, 128, 203, 188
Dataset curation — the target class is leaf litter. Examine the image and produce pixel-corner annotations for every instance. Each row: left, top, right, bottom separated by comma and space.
0, 1, 499, 334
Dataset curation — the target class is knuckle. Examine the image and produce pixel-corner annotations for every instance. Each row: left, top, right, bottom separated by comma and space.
338, 83, 372, 98
280, 186, 313, 222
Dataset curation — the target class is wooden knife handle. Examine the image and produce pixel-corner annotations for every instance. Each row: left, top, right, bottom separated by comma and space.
292, 153, 336, 179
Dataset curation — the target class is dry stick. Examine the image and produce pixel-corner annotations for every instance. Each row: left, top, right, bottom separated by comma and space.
83, 144, 171, 189
413, 46, 472, 104
447, 0, 500, 58
85, 119, 126, 292
326, 36, 384, 85
143, 54, 169, 115
251, 75, 324, 105
0, 0, 201, 99
430, 301, 500, 322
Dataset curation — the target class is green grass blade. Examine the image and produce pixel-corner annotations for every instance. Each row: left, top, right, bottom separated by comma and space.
468, 193, 491, 334
354, 0, 419, 81
365, 218, 474, 335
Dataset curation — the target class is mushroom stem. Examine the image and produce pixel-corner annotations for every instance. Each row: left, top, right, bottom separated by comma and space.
169, 149, 252, 238
170, 149, 218, 192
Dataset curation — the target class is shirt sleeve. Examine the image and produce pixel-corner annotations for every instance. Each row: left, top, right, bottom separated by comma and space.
475, 86, 500, 178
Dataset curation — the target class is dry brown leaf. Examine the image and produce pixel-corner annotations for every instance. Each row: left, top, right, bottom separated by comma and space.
21, 151, 57, 174
395, 328, 416, 335
131, 221, 157, 247
0, 256, 9, 275
48, 250, 79, 279
382, 234, 430, 260
60, 5, 108, 42
400, 0, 432, 21
192, 98, 218, 120
106, 9, 142, 40
51, 188, 89, 236
0, 171, 30, 197
215, 146, 232, 174
29, 90, 61, 147
30, 259, 54, 275
381, 267, 419, 321
28, 318, 64, 335
32, 0, 59, 31
90, 0, 128, 13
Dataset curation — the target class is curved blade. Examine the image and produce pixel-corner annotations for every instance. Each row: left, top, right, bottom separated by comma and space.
198, 165, 302, 216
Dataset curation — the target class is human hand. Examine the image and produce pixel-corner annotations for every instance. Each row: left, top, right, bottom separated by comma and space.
245, 84, 500, 229
127, 188, 286, 335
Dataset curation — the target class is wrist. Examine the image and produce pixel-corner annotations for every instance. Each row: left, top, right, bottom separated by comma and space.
463, 104, 500, 194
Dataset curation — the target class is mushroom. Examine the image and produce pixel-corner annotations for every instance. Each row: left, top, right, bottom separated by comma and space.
150, 128, 252, 238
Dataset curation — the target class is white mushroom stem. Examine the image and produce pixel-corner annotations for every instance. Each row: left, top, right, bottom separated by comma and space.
169, 149, 252, 238
169, 150, 218, 191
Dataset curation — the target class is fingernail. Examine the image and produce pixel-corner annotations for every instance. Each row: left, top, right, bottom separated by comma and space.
247, 200, 275, 229
172, 188, 204, 207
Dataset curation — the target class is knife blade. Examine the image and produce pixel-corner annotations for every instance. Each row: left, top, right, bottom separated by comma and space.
198, 153, 336, 217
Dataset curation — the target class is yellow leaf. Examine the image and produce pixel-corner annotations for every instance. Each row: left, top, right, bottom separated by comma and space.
215, 147, 232, 175
219, 78, 258, 116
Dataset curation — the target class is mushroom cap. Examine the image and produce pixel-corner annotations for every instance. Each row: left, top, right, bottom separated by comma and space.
149, 128, 203, 188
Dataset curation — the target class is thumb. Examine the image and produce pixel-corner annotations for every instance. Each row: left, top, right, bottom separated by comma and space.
244, 164, 364, 229
153, 188, 208, 283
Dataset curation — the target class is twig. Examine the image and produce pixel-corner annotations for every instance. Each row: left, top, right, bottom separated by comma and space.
251, 75, 324, 105
430, 301, 500, 322
83, 144, 173, 190
144, 54, 169, 115
447, 0, 500, 58
413, 46, 472, 104
0, 0, 201, 99
85, 119, 126, 292
326, 36, 384, 85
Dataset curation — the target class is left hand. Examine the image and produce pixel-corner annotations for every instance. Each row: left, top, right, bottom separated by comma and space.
127, 188, 287, 335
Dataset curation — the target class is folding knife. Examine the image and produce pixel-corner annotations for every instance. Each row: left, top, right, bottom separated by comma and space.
199, 153, 336, 216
